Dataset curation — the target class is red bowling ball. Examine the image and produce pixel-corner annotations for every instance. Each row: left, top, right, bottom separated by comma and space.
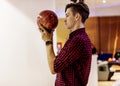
37, 10, 58, 32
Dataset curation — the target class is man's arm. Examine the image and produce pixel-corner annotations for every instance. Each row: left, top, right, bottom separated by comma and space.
45, 41, 56, 74
39, 26, 56, 74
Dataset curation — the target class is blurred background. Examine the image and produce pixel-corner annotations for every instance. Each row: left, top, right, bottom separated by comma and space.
0, 0, 120, 86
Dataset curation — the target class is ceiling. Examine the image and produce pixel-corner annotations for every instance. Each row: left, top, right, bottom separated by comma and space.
56, 0, 120, 8
55, 0, 120, 17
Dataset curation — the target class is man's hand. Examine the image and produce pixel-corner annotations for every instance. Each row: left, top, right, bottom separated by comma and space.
39, 25, 53, 42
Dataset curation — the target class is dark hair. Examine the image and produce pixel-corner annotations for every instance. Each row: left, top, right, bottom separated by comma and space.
65, 0, 89, 23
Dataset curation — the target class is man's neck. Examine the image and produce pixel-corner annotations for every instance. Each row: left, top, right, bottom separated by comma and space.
80, 23, 85, 28
70, 23, 85, 32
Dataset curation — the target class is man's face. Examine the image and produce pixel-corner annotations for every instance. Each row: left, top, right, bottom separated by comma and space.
64, 8, 76, 30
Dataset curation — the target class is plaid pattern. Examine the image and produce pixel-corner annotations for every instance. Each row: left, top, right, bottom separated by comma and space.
54, 28, 92, 86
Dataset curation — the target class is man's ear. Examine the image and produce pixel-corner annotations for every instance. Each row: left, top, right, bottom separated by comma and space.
75, 13, 81, 21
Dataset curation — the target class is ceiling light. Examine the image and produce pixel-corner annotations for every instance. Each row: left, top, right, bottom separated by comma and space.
102, 0, 106, 3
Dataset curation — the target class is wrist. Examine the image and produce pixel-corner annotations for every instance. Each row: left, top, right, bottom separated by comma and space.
45, 41, 53, 46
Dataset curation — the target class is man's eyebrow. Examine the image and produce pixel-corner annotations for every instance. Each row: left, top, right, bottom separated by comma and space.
65, 12, 69, 15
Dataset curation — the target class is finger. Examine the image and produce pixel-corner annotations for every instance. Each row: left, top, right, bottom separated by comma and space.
39, 26, 47, 33
39, 25, 48, 33
39, 27, 44, 33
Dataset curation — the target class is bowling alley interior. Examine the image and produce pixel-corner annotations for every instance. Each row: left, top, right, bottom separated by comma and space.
0, 0, 120, 86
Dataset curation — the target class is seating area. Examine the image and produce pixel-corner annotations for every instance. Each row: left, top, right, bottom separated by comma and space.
98, 61, 115, 81
97, 53, 120, 86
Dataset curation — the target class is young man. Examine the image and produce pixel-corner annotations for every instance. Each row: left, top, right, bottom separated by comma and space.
39, 0, 92, 86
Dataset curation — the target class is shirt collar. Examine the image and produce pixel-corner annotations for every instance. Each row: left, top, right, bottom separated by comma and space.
69, 28, 85, 39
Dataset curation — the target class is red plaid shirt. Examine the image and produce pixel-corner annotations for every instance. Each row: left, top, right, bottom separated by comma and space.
54, 28, 92, 86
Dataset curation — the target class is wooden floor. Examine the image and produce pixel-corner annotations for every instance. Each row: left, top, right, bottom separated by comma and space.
98, 81, 115, 86
98, 65, 120, 86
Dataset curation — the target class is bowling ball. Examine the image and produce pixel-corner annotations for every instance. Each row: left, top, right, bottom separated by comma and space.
108, 58, 112, 62
37, 10, 58, 33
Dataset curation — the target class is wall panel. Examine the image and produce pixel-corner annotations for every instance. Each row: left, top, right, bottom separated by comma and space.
56, 16, 120, 55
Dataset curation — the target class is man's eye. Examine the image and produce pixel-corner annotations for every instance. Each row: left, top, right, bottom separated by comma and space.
66, 15, 69, 17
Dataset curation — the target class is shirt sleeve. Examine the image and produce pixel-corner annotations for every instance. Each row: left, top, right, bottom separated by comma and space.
54, 37, 84, 73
